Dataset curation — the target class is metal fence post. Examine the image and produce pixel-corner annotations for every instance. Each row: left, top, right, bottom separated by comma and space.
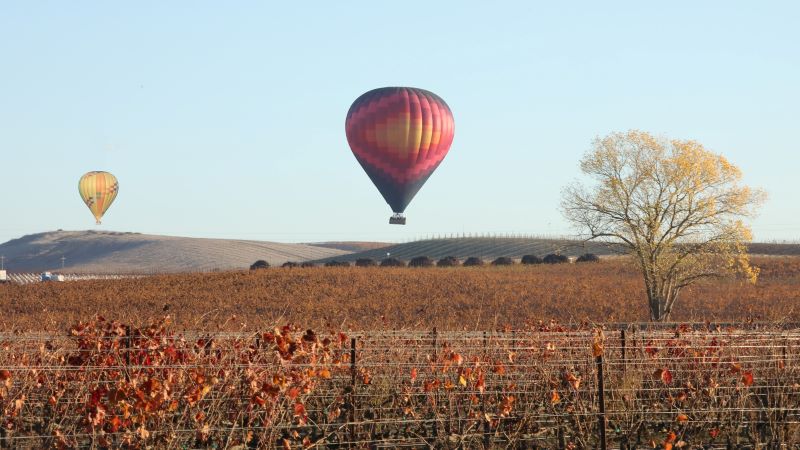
125, 332, 132, 381
432, 328, 439, 443
350, 337, 357, 448
620, 328, 626, 375
482, 331, 490, 449
596, 352, 607, 450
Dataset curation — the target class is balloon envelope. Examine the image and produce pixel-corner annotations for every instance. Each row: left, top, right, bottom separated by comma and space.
78, 171, 119, 224
345, 87, 454, 214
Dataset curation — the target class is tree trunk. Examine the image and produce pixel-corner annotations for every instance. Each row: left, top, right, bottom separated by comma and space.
648, 295, 670, 322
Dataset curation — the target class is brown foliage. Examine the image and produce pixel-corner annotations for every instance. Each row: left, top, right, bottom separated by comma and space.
1, 257, 799, 332
1, 319, 798, 447
0, 316, 351, 448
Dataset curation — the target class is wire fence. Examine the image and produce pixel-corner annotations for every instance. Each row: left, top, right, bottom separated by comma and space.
1, 322, 799, 449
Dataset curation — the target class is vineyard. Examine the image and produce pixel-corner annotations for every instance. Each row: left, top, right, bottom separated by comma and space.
316, 237, 800, 264
2, 257, 800, 332
314, 236, 617, 263
2, 258, 800, 447
1, 317, 799, 448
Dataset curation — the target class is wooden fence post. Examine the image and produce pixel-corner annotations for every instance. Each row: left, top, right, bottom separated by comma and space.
783, 337, 788, 367
596, 352, 607, 450
432, 328, 438, 360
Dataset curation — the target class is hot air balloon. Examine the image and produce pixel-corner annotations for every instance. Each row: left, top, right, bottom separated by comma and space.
78, 171, 119, 224
345, 87, 455, 224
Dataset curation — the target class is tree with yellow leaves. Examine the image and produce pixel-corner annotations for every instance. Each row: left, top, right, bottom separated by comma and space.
562, 131, 765, 321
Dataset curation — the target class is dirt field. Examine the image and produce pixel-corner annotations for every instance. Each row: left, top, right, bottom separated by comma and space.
2, 257, 798, 332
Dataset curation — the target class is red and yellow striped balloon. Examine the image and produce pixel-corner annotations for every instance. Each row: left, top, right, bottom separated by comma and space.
78, 171, 119, 224
345, 87, 455, 215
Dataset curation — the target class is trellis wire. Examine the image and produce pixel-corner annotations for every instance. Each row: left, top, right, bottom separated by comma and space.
1, 325, 799, 448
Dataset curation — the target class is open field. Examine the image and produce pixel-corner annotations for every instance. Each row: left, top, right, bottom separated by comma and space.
2, 257, 799, 332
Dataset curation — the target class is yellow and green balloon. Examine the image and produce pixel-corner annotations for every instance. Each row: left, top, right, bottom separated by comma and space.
78, 171, 119, 224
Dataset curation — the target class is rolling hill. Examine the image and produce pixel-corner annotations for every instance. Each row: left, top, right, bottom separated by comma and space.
307, 241, 390, 253
2, 231, 796, 274
314, 236, 622, 263
0, 230, 350, 273
314, 237, 800, 264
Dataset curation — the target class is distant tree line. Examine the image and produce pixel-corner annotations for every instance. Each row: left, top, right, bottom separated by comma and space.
250, 253, 600, 270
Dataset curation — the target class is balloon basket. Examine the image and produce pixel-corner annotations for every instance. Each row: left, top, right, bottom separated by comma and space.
389, 214, 406, 225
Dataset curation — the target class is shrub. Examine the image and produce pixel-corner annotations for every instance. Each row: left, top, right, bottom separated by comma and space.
282, 261, 299, 268
300, 262, 316, 268
324, 260, 350, 267
355, 258, 377, 267
409, 256, 435, 267
576, 253, 600, 263
249, 260, 269, 270
492, 257, 514, 266
521, 255, 543, 265
463, 257, 484, 267
437, 256, 460, 267
543, 254, 569, 264
380, 258, 406, 267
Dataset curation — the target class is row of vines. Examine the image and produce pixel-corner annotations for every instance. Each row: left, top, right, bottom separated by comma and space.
1, 317, 799, 448
4, 258, 800, 332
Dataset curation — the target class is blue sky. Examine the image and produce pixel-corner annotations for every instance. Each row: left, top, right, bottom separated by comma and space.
1, 2, 798, 244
